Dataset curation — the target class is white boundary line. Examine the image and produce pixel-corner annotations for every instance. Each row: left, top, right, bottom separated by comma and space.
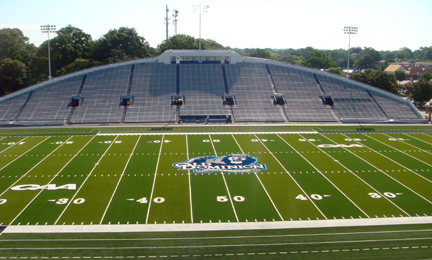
9, 136, 94, 225
231, 134, 284, 221
99, 135, 141, 224
297, 134, 370, 218
145, 135, 164, 224
320, 134, 412, 216
209, 134, 239, 222
5, 216, 432, 233
186, 134, 193, 224
54, 136, 119, 225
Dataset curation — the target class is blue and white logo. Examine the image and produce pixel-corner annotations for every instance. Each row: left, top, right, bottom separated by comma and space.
172, 154, 266, 173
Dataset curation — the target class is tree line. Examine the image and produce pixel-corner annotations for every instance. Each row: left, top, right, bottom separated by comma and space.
1, 25, 432, 103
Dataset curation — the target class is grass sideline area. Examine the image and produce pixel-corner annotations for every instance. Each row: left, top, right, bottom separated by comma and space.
0, 124, 431, 136
0, 124, 432, 259
1, 224, 432, 259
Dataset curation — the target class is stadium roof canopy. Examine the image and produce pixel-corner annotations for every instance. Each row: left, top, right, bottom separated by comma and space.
0, 50, 426, 126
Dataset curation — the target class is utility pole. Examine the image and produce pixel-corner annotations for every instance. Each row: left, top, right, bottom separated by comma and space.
165, 5, 170, 40
173, 10, 179, 35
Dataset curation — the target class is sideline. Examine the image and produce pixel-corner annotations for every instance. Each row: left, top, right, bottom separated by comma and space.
96, 131, 318, 136
4, 216, 432, 234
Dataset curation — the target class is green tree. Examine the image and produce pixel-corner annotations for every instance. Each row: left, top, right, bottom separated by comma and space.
157, 34, 205, 53
421, 72, 432, 81
249, 48, 271, 59
326, 67, 344, 76
406, 80, 432, 104
36, 25, 93, 77
395, 47, 413, 61
349, 69, 398, 94
204, 39, 227, 50
0, 28, 36, 64
56, 58, 99, 76
415, 46, 432, 61
93, 27, 156, 63
394, 70, 407, 81
0, 28, 36, 90
353, 47, 381, 69
303, 49, 337, 69
0, 58, 26, 95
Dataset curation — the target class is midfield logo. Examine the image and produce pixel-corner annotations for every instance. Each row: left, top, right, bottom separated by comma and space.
317, 144, 364, 148
173, 154, 267, 173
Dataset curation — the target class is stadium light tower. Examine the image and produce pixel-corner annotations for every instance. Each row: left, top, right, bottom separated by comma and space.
40, 24, 56, 80
173, 10, 179, 35
193, 5, 209, 50
343, 26, 358, 78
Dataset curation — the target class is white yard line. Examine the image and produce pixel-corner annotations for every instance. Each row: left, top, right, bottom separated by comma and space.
96, 131, 318, 136
9, 136, 93, 225
231, 134, 284, 221
321, 134, 412, 216
340, 133, 432, 208
403, 133, 432, 149
5, 216, 432, 234
0, 137, 53, 197
99, 136, 141, 224
0, 137, 45, 173
0, 136, 28, 154
252, 134, 290, 221
186, 135, 193, 224
145, 135, 164, 224
298, 134, 370, 218
360, 134, 432, 185
209, 134, 239, 222
366, 134, 432, 168
268, 134, 327, 220
54, 136, 119, 225
386, 133, 432, 155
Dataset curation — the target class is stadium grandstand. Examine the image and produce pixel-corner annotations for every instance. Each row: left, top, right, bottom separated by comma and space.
0, 50, 426, 126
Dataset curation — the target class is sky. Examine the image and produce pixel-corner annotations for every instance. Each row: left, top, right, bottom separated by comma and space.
1, 0, 432, 51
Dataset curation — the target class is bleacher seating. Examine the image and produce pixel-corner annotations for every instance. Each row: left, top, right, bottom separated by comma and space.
179, 64, 229, 117
15, 77, 81, 122
0, 93, 29, 121
70, 66, 130, 124
125, 63, 177, 123
0, 50, 425, 125
370, 90, 420, 120
269, 65, 337, 122
316, 75, 388, 120
225, 63, 286, 122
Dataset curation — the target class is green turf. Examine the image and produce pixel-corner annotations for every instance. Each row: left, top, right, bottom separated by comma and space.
1, 125, 432, 258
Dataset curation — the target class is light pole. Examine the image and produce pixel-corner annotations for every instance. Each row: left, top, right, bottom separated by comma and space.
343, 26, 358, 78
40, 24, 56, 80
193, 5, 209, 50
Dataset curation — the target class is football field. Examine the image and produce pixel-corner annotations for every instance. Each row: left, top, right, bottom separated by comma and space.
1, 125, 432, 259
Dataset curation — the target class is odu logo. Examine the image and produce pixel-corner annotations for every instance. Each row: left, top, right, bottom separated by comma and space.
172, 154, 266, 173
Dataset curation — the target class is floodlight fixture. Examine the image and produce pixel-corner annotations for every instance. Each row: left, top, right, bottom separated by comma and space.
344, 26, 358, 78
193, 5, 209, 50
40, 24, 56, 80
